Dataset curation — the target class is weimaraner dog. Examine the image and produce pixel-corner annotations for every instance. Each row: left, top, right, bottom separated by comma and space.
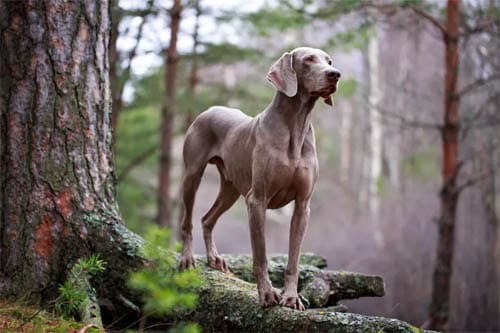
179, 47, 341, 310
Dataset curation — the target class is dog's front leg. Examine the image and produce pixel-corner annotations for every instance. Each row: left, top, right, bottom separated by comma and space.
246, 192, 280, 307
281, 198, 310, 311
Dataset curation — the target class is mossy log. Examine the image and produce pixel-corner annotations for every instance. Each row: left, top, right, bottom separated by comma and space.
171, 268, 426, 333
212, 254, 385, 308
267, 252, 328, 268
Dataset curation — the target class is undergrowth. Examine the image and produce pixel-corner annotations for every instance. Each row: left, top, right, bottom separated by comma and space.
0, 299, 97, 333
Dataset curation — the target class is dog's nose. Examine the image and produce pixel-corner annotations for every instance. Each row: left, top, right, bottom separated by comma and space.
326, 69, 341, 79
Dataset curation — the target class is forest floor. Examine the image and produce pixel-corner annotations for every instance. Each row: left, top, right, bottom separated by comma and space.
0, 300, 98, 333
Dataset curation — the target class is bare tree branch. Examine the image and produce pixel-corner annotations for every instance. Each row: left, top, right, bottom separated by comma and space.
461, 91, 500, 139
462, 18, 499, 36
457, 73, 500, 97
407, 5, 447, 36
118, 0, 155, 100
361, 3, 447, 36
364, 98, 443, 130
117, 145, 157, 182
457, 171, 494, 193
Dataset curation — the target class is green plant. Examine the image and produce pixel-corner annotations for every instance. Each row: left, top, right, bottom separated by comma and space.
55, 254, 106, 319
55, 281, 87, 318
74, 253, 106, 275
128, 226, 202, 331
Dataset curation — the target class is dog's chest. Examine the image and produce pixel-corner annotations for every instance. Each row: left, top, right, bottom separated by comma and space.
267, 157, 317, 209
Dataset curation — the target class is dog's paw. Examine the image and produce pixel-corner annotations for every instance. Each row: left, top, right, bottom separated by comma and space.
178, 255, 196, 270
259, 287, 280, 308
279, 293, 305, 311
207, 255, 228, 273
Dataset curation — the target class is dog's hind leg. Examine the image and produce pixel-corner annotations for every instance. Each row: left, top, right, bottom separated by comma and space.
201, 159, 239, 272
178, 132, 210, 270
178, 165, 205, 270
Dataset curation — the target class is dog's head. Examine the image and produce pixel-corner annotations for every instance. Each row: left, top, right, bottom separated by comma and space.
267, 47, 341, 106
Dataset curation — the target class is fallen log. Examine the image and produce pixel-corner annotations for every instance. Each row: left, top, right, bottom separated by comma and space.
217, 254, 385, 307
67, 224, 422, 332
170, 268, 427, 333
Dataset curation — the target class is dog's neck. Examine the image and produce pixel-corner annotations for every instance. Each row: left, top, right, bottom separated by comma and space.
263, 90, 318, 159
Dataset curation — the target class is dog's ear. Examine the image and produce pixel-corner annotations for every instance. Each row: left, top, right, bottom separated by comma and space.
266, 52, 297, 97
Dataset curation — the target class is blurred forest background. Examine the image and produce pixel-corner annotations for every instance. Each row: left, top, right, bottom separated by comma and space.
110, 0, 499, 331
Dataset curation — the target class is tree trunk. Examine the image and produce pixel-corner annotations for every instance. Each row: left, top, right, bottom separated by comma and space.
185, 0, 201, 130
110, 0, 122, 134
428, 0, 461, 330
0, 0, 143, 305
158, 0, 182, 228
367, 25, 384, 246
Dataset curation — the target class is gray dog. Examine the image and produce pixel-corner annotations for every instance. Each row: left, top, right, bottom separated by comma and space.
179, 47, 341, 310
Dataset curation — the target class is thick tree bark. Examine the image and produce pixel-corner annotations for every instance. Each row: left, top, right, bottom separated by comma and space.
158, 0, 182, 228
0, 0, 142, 304
428, 0, 461, 330
109, 0, 122, 134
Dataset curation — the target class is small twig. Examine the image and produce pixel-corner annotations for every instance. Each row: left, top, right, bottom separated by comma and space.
117, 293, 141, 313
364, 97, 442, 130
462, 18, 499, 36
78, 323, 98, 333
117, 0, 155, 100
456, 171, 493, 193
117, 145, 157, 182
457, 73, 500, 97
143, 322, 174, 331
407, 5, 447, 36
13, 308, 43, 331
460, 91, 500, 139
362, 3, 446, 36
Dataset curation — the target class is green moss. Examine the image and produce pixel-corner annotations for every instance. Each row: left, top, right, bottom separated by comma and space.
409, 324, 424, 333
0, 299, 95, 333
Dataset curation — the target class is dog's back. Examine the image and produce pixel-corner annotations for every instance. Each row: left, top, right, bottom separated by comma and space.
183, 106, 252, 170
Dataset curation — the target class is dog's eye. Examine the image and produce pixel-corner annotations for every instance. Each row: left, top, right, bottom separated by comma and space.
305, 55, 316, 62
328, 59, 332, 65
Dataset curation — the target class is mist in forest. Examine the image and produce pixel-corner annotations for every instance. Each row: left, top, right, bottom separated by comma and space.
113, 1, 500, 331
